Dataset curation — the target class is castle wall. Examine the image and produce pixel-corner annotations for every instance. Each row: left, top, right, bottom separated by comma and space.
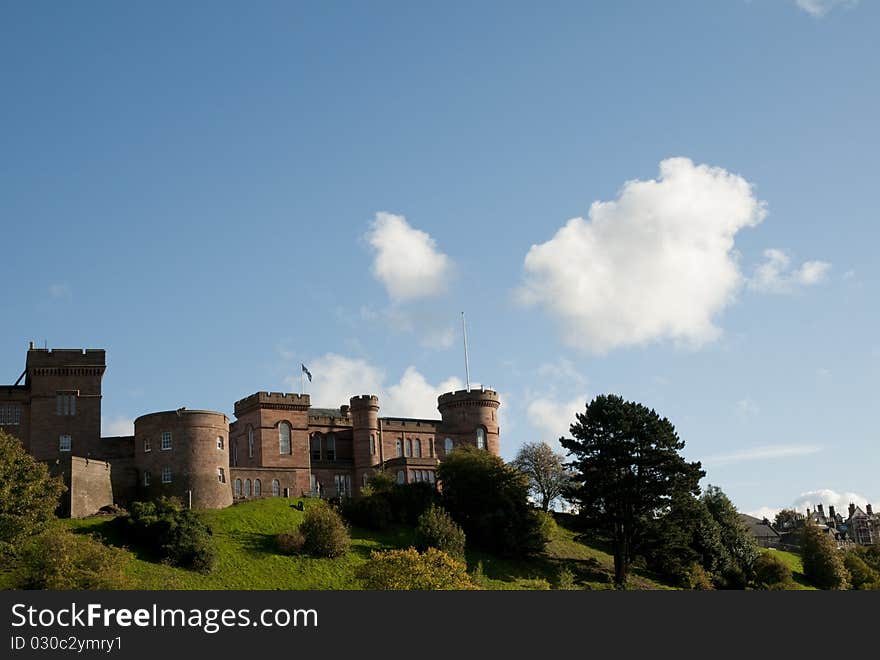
438, 388, 501, 456
134, 409, 232, 510
68, 456, 114, 518
230, 467, 301, 499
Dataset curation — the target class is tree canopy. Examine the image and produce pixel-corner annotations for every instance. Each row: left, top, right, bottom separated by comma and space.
511, 440, 571, 511
561, 394, 704, 588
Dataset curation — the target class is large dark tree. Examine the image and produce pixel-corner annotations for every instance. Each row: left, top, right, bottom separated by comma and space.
561, 395, 704, 588
701, 485, 760, 587
511, 441, 571, 511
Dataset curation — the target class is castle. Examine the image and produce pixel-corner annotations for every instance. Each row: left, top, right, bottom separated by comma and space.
0, 344, 501, 516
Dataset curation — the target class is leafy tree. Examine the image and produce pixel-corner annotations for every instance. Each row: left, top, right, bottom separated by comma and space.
561, 395, 704, 588
773, 508, 804, 531
801, 520, 850, 590
0, 429, 66, 555
843, 551, 880, 590
701, 485, 760, 586
437, 445, 550, 557
357, 547, 478, 590
415, 505, 466, 558
752, 552, 794, 590
511, 441, 571, 511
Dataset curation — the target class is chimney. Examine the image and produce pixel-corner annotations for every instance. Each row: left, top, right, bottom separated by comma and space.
28, 340, 35, 350
829, 505, 836, 520
867, 504, 874, 516
817, 504, 824, 515
849, 503, 856, 519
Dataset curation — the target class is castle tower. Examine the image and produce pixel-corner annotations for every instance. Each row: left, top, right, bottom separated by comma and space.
134, 409, 232, 509
24, 347, 106, 461
437, 388, 501, 457
350, 394, 380, 494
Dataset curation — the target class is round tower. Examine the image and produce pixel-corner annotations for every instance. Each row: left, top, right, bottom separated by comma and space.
134, 408, 232, 509
437, 388, 501, 456
350, 395, 380, 494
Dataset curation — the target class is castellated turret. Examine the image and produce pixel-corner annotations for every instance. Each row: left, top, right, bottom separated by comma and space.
134, 409, 232, 509
350, 395, 380, 489
437, 388, 501, 456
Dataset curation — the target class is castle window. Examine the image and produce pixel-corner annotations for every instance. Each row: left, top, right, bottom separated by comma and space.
414, 438, 422, 458
144, 471, 151, 487
217, 436, 224, 450
162, 466, 172, 484
254, 479, 261, 496
143, 438, 151, 453
369, 434, 376, 455
245, 479, 252, 496
310, 434, 321, 461
234, 479, 242, 497
59, 434, 71, 452
427, 471, 435, 484
334, 474, 351, 498
217, 467, 226, 483
0, 404, 21, 425
429, 438, 434, 457
272, 479, 280, 497
395, 439, 402, 458
232, 443, 238, 467
161, 432, 172, 451
476, 428, 486, 450
405, 438, 412, 457
56, 393, 76, 416
397, 470, 405, 485
247, 426, 254, 458
326, 435, 336, 462
444, 437, 453, 454
279, 422, 291, 455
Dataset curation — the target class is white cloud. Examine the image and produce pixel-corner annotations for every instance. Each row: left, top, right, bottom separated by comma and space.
748, 249, 831, 293
792, 489, 873, 513
704, 443, 821, 466
366, 212, 452, 302
518, 158, 766, 353
48, 283, 72, 300
284, 353, 464, 418
746, 506, 781, 521
527, 394, 587, 444
795, 0, 859, 17
102, 416, 134, 437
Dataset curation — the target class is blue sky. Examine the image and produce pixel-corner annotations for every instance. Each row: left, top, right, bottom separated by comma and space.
2, 1, 877, 517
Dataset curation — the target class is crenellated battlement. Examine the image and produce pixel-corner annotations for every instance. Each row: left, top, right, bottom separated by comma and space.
349, 394, 379, 409
437, 388, 500, 410
26, 347, 106, 370
234, 391, 310, 416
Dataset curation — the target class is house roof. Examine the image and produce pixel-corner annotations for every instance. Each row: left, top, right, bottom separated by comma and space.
739, 514, 781, 539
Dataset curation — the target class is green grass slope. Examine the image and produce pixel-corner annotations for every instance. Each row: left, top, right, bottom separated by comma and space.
55, 498, 673, 590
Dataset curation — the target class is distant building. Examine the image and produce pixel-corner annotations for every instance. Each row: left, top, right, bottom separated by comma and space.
738, 514, 782, 549
0, 344, 501, 516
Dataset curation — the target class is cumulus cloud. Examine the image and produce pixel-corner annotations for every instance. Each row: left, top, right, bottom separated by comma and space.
795, 0, 859, 17
518, 158, 767, 353
748, 249, 831, 293
746, 506, 781, 521
792, 489, 874, 513
284, 353, 464, 418
527, 394, 588, 444
366, 212, 452, 302
102, 416, 134, 437
704, 443, 821, 466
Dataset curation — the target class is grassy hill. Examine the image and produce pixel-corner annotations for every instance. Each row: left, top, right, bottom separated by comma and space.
761, 547, 817, 590
51, 498, 673, 590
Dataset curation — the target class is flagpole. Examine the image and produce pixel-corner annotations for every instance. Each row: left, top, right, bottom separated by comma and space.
301, 366, 304, 396
462, 312, 471, 391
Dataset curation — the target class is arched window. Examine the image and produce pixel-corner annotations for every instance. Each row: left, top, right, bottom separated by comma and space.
395, 439, 402, 457
272, 479, 280, 496
279, 422, 291, 455
234, 479, 242, 497
247, 426, 254, 458
245, 479, 252, 497
326, 434, 336, 461
414, 438, 422, 458
254, 479, 261, 496
405, 438, 412, 457
397, 470, 405, 485
444, 437, 453, 454
476, 428, 486, 450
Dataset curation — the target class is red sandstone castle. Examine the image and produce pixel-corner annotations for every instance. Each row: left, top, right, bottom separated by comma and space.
0, 345, 500, 516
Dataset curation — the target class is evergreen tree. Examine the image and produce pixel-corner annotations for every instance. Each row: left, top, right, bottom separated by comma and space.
701, 485, 760, 587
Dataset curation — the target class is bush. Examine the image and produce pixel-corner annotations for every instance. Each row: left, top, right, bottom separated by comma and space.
276, 530, 306, 556
14, 528, 132, 589
556, 566, 576, 590
386, 482, 439, 525
357, 547, 478, 590
341, 494, 393, 531
415, 505, 466, 558
752, 552, 793, 590
684, 562, 714, 590
843, 551, 880, 590
300, 503, 350, 558
123, 497, 217, 573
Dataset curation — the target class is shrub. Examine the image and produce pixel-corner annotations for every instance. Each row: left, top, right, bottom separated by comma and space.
386, 482, 439, 525
684, 562, 714, 590
752, 552, 793, 590
843, 551, 880, 590
300, 503, 350, 558
276, 529, 306, 556
357, 547, 478, 590
556, 566, 576, 590
415, 505, 466, 558
341, 494, 393, 531
14, 528, 132, 589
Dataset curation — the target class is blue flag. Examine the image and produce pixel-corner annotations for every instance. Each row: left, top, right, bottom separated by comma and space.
301, 363, 312, 382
